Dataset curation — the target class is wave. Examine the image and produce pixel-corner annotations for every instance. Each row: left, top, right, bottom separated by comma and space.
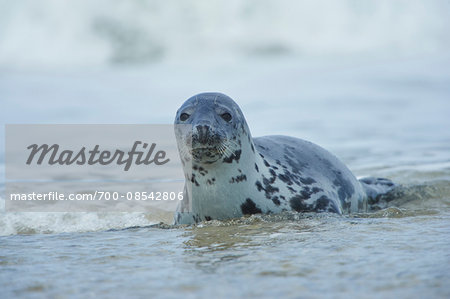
1, 180, 449, 236
0, 203, 171, 236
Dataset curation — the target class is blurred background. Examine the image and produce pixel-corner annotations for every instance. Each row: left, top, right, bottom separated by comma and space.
1, 0, 449, 69
1, 0, 449, 181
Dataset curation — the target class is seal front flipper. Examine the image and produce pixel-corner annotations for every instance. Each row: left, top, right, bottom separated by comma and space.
173, 185, 197, 225
174, 211, 197, 225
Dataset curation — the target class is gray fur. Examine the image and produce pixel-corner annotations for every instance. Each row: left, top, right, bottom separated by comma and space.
174, 92, 394, 225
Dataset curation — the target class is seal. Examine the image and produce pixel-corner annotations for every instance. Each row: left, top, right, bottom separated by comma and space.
173, 92, 394, 225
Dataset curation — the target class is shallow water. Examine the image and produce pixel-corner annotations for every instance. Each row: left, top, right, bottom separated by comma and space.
1, 211, 449, 298
1, 55, 450, 298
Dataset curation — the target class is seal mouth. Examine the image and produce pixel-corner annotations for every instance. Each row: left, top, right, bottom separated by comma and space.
191, 146, 222, 163
191, 146, 218, 154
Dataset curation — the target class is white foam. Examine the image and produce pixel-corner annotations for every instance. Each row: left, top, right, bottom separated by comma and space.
0, 196, 168, 236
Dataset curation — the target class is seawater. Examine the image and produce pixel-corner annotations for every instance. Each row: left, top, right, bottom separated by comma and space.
0, 56, 449, 298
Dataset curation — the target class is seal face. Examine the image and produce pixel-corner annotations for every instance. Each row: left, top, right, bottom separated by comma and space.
174, 92, 393, 225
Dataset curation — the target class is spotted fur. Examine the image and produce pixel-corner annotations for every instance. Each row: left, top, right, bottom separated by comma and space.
173, 92, 394, 224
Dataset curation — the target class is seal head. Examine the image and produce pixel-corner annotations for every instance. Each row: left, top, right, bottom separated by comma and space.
175, 92, 249, 165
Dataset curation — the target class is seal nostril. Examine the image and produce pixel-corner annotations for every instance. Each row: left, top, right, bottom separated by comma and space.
195, 125, 211, 144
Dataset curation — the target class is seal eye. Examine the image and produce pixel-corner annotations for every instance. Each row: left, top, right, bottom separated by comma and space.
180, 113, 190, 121
221, 112, 232, 122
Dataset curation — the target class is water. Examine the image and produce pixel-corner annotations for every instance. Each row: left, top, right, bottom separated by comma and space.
0, 212, 449, 298
1, 1, 450, 298
1, 56, 449, 298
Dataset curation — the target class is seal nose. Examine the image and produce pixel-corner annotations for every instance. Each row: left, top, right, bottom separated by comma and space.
195, 124, 211, 145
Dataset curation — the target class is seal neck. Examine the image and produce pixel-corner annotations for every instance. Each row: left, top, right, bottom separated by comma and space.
183, 132, 268, 220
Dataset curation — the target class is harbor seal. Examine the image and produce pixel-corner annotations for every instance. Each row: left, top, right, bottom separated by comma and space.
174, 92, 394, 225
